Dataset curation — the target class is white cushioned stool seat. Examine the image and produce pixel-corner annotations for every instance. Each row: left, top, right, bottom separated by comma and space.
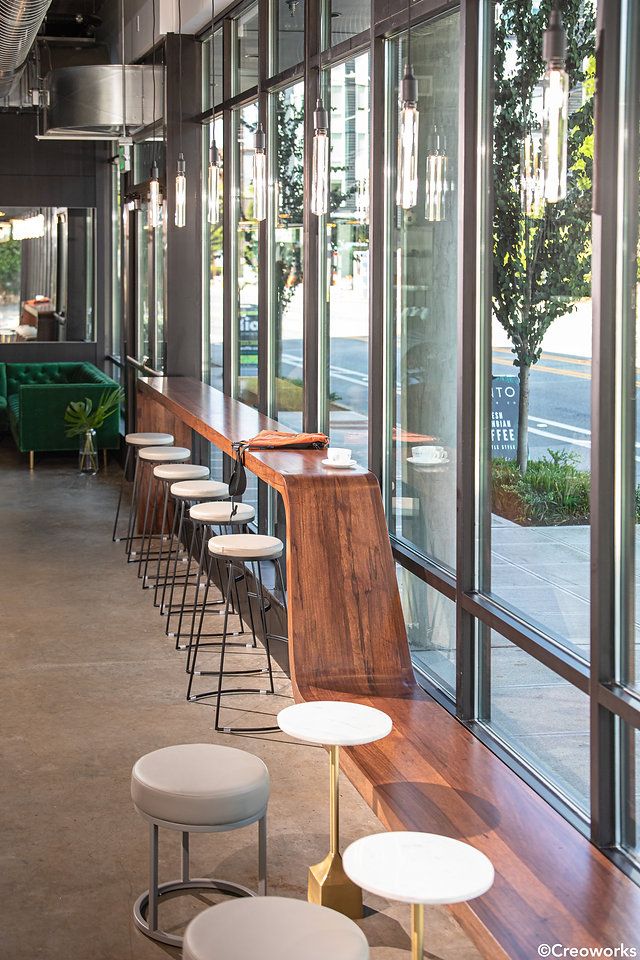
208, 533, 283, 560
139, 445, 191, 462
131, 743, 269, 827
153, 463, 210, 481
172, 479, 229, 499
125, 432, 174, 447
191, 501, 254, 523
183, 897, 370, 960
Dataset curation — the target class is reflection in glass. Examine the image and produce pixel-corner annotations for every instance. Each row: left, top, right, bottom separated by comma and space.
324, 0, 369, 50
484, 630, 590, 813
273, 0, 304, 74
203, 28, 223, 110
235, 102, 260, 407
397, 565, 455, 694
487, 0, 595, 654
321, 53, 370, 464
136, 204, 150, 359
386, 15, 459, 572
273, 83, 304, 429
622, 726, 639, 861
235, 4, 259, 95
207, 118, 224, 391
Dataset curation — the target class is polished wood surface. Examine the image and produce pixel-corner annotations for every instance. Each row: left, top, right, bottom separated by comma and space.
138, 377, 640, 959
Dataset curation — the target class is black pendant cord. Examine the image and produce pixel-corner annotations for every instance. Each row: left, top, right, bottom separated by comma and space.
151, 0, 157, 173
407, 0, 412, 73
178, 0, 184, 157
210, 0, 215, 111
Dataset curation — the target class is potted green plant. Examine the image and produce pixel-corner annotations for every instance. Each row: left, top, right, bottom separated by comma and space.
64, 387, 124, 474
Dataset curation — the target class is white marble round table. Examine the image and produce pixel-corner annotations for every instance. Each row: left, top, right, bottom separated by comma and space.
277, 701, 392, 920
343, 832, 495, 958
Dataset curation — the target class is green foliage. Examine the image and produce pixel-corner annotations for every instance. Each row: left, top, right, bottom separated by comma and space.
64, 387, 124, 438
0, 239, 22, 298
493, 0, 595, 369
492, 449, 640, 525
275, 92, 304, 318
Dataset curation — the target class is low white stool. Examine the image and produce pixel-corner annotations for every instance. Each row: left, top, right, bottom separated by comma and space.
277, 701, 392, 919
343, 832, 495, 959
131, 742, 269, 948
183, 896, 370, 960
131, 445, 191, 568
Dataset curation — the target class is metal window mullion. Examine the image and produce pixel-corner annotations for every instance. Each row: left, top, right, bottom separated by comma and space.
590, 0, 623, 848
222, 18, 234, 397
368, 28, 385, 482
455, 0, 482, 722
302, 0, 321, 432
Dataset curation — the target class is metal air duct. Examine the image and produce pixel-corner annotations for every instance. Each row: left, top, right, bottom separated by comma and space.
0, 0, 52, 98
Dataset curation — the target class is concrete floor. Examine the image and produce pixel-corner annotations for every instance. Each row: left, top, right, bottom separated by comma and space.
0, 442, 481, 960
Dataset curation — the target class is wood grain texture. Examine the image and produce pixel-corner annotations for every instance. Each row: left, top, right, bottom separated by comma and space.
138, 378, 640, 959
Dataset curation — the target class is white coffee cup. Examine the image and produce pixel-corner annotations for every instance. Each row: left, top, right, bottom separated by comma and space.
412, 445, 446, 462
328, 447, 352, 464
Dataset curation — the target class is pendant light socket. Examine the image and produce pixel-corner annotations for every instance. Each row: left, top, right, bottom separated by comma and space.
543, 4, 567, 67
401, 63, 418, 106
313, 98, 328, 132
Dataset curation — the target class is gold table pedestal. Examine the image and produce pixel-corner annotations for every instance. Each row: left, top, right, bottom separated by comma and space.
411, 902, 425, 959
307, 745, 363, 920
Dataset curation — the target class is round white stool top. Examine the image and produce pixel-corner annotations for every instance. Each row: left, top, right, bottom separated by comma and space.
343, 832, 495, 906
277, 700, 392, 747
126, 432, 174, 447
183, 896, 369, 960
138, 445, 190, 462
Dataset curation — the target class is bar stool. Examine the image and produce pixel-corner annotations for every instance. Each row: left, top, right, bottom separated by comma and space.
155, 479, 230, 611
140, 463, 211, 587
168, 500, 254, 649
183, 897, 369, 960
131, 742, 269, 949
192, 533, 287, 734
113, 432, 174, 544
132, 445, 191, 569
343, 832, 494, 959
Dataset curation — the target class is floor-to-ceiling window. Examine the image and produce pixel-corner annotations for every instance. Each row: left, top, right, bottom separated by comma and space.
271, 81, 304, 429
205, 116, 224, 390
320, 52, 370, 465
385, 15, 459, 689
191, 0, 640, 875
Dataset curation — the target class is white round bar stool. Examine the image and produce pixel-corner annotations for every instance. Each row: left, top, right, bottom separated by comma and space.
131, 445, 191, 569
167, 502, 256, 652
194, 534, 287, 734
141, 463, 211, 588
156, 479, 230, 612
277, 701, 392, 919
114, 432, 174, 544
183, 896, 369, 960
343, 832, 495, 960
131, 743, 269, 949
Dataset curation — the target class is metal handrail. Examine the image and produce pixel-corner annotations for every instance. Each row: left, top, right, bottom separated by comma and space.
125, 354, 164, 377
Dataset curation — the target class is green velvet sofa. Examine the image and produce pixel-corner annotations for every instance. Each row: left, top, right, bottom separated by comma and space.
0, 361, 120, 464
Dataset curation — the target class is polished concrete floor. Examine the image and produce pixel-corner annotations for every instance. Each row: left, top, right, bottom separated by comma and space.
0, 442, 481, 960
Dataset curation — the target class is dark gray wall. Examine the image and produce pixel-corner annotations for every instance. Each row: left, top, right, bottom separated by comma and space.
0, 341, 98, 363
0, 113, 97, 208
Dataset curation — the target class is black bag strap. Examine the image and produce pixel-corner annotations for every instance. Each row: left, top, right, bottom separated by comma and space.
228, 441, 249, 519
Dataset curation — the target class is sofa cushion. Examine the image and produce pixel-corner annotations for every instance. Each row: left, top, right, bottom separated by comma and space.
7, 393, 19, 423
6, 363, 78, 395
0, 362, 6, 403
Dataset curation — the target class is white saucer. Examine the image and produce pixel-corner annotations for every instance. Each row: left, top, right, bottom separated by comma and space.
321, 458, 358, 469
407, 456, 450, 466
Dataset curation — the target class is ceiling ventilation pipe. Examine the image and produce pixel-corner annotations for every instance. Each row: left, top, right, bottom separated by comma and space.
0, 0, 52, 98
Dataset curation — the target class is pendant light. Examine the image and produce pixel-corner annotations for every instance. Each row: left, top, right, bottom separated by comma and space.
520, 129, 545, 218
424, 124, 448, 222
174, 0, 187, 228
148, 0, 162, 228
207, 0, 222, 225
253, 121, 267, 222
311, 96, 329, 216
396, 0, 419, 210
542, 0, 569, 203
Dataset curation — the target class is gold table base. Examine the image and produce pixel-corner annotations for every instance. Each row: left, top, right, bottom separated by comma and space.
308, 744, 363, 919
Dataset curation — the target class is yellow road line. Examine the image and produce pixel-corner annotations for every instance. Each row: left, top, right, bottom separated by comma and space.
494, 346, 594, 368
494, 356, 640, 388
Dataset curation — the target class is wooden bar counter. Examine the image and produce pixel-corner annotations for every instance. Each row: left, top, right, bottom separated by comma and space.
138, 377, 640, 960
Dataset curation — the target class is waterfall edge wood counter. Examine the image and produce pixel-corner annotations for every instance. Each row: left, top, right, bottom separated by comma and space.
137, 377, 640, 960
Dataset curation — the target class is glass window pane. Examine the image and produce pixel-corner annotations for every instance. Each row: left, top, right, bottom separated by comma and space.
235, 4, 259, 95
386, 14, 459, 572
628, 3, 640, 691
484, 630, 590, 813
623, 724, 640, 861
273, 0, 304, 74
484, 0, 596, 654
203, 28, 223, 110
137, 205, 150, 358
397, 565, 455, 694
324, 0, 369, 51
322, 52, 370, 465
273, 83, 304, 428
206, 117, 224, 390
235, 102, 260, 407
